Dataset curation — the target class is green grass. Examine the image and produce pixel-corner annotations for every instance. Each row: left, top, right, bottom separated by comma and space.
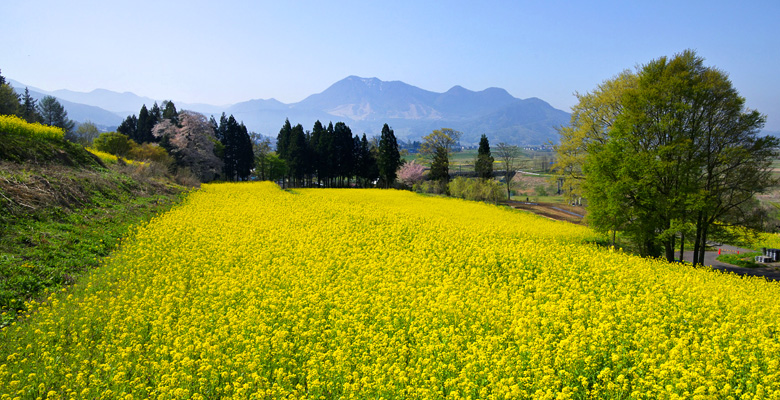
716, 251, 762, 268
0, 182, 185, 327
0, 125, 189, 326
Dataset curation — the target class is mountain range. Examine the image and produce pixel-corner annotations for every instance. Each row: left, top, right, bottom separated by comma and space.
10, 76, 572, 145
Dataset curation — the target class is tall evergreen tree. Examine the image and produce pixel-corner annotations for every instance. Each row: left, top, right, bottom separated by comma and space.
475, 134, 494, 179
311, 120, 326, 185
117, 115, 138, 142
37, 96, 75, 135
20, 87, 41, 123
150, 102, 162, 124
162, 100, 178, 125
332, 122, 354, 185
237, 123, 254, 181
355, 133, 378, 187
377, 123, 401, 188
135, 105, 151, 143
276, 119, 293, 186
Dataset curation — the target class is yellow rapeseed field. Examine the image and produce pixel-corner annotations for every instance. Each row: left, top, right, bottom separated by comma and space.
2, 182, 780, 399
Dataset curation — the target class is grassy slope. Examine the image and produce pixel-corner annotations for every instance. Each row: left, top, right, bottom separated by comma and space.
0, 129, 187, 325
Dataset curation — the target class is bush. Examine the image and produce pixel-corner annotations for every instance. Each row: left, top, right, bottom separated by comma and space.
93, 132, 137, 158
129, 142, 174, 166
448, 177, 507, 203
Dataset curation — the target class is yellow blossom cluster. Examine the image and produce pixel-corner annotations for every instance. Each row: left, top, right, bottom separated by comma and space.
85, 148, 145, 166
2, 182, 780, 399
0, 115, 64, 140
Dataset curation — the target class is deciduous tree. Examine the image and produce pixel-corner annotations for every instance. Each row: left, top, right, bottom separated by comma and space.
74, 121, 100, 146
421, 128, 461, 191
495, 143, 521, 200
398, 160, 425, 187
576, 50, 778, 263
153, 111, 223, 182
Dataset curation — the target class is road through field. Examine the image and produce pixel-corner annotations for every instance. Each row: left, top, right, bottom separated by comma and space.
685, 245, 780, 281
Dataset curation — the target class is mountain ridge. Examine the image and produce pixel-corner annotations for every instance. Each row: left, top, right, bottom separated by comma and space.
9, 76, 571, 145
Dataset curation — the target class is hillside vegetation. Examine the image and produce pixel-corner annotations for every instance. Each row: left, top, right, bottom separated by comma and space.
2, 183, 780, 398
0, 115, 186, 324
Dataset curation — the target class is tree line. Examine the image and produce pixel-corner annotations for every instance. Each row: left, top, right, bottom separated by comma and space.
274, 120, 402, 188
0, 70, 78, 136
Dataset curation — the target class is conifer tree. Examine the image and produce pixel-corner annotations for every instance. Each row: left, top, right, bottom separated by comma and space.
117, 115, 138, 142
37, 96, 75, 135
162, 100, 178, 125
475, 134, 494, 179
135, 105, 152, 143
377, 123, 401, 188
20, 87, 41, 123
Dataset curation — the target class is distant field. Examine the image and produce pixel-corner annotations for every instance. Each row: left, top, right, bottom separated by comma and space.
406, 148, 557, 175
3, 183, 780, 398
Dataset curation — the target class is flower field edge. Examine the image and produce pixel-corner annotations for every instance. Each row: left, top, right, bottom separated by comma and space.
1, 181, 780, 400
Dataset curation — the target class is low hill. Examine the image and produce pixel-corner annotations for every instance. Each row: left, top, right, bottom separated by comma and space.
0, 116, 187, 324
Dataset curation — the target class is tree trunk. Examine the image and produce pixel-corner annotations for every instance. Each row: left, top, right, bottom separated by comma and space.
679, 233, 685, 263
698, 221, 709, 266
693, 211, 703, 266
665, 237, 675, 262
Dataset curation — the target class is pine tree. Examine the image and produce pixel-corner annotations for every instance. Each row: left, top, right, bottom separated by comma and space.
162, 100, 178, 125
361, 134, 379, 187
20, 87, 41, 123
276, 119, 293, 187
475, 134, 494, 179
117, 115, 138, 142
136, 105, 152, 143
237, 123, 254, 181
332, 122, 354, 185
311, 120, 326, 185
37, 96, 75, 135
377, 123, 401, 188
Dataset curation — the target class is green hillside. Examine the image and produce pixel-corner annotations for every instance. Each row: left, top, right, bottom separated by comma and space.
0, 115, 187, 325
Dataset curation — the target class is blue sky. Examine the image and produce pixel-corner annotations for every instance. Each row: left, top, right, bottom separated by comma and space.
3, 0, 779, 130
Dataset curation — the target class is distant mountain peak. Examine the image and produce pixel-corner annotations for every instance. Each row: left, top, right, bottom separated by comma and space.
9, 75, 570, 145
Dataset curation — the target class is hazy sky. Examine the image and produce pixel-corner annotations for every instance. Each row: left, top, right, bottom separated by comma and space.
3, 0, 779, 130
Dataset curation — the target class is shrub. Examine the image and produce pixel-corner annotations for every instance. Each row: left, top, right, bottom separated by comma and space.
93, 132, 137, 157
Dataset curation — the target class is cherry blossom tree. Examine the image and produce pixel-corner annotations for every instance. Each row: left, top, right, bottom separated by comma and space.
153, 110, 223, 182
398, 160, 425, 187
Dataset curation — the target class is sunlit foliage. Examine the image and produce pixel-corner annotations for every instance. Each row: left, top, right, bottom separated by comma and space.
2, 183, 780, 399
0, 114, 64, 140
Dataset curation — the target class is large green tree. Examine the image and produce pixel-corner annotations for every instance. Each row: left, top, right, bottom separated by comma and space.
475, 134, 494, 180
37, 96, 75, 135
377, 123, 401, 188
19, 88, 41, 123
573, 50, 778, 263
421, 128, 461, 192
217, 114, 254, 181
554, 71, 637, 205
74, 121, 101, 146
0, 76, 20, 116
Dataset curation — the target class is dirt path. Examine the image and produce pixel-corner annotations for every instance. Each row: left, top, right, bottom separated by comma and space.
504, 201, 585, 224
